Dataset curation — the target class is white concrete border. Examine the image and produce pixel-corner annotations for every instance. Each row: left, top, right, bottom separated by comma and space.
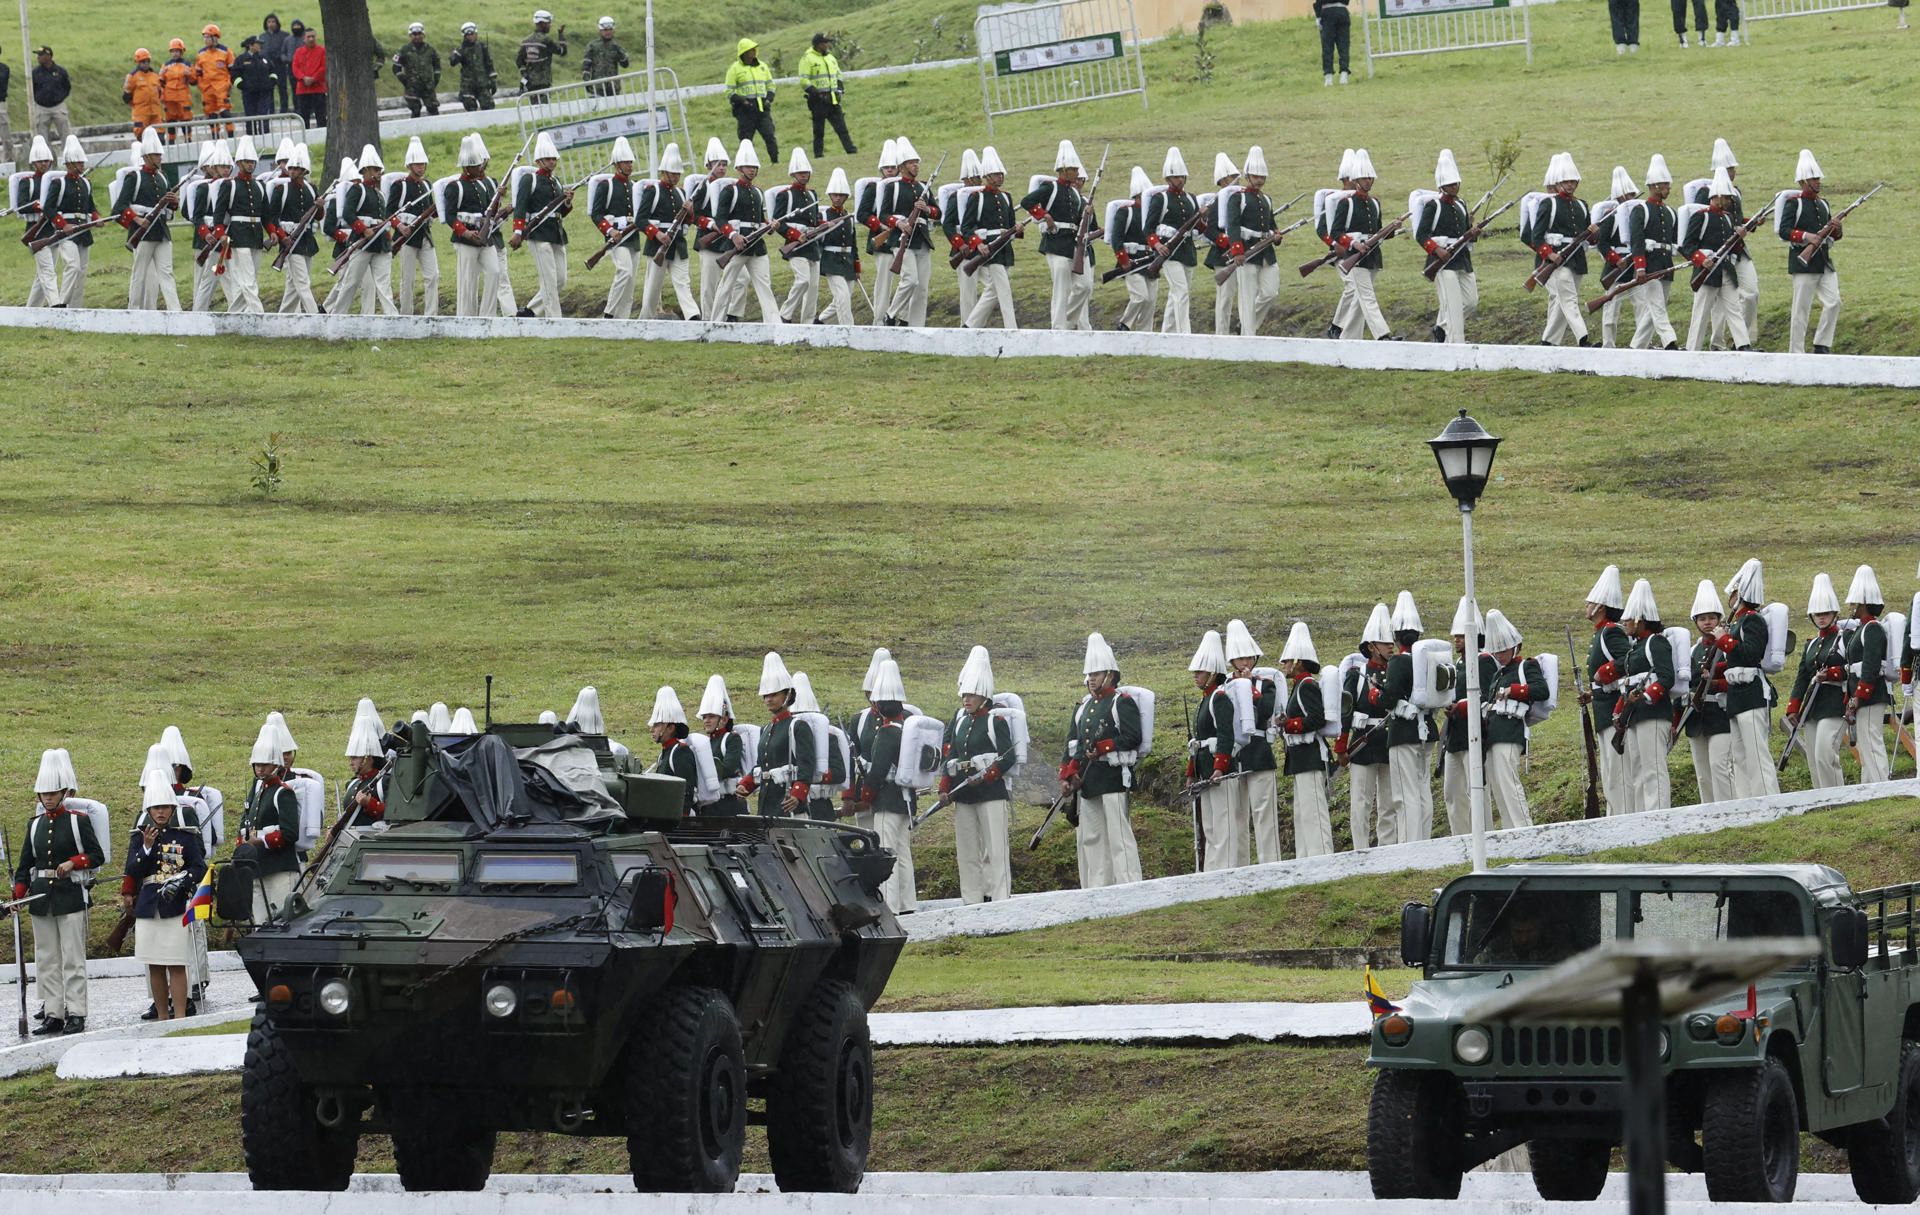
5, 307, 1919, 387
908, 779, 1920, 940
0, 1005, 251, 1080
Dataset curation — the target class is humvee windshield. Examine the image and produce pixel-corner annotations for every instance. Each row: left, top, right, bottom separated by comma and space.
1439, 882, 1809, 969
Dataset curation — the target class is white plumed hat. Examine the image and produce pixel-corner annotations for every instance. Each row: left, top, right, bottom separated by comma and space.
427, 703, 453, 732
1847, 564, 1884, 606
958, 645, 995, 697
871, 659, 907, 702
1280, 622, 1318, 664
1690, 579, 1723, 620
1362, 603, 1394, 645
1711, 138, 1738, 171
1163, 146, 1188, 178
1189, 630, 1229, 676
1083, 631, 1119, 675
1796, 149, 1822, 181
1644, 153, 1672, 186
451, 707, 478, 733
1482, 610, 1522, 653
33, 749, 65, 794
566, 687, 605, 732
1391, 590, 1423, 633
1588, 565, 1625, 610
1623, 579, 1659, 622
1054, 140, 1083, 172
790, 673, 822, 714
788, 146, 811, 174
250, 724, 283, 765
758, 652, 795, 695
1224, 618, 1262, 661
1434, 148, 1461, 188
826, 167, 851, 195
1725, 558, 1764, 606
698, 675, 732, 718
532, 132, 558, 162
658, 142, 685, 174
1807, 573, 1841, 616
1450, 596, 1483, 639
649, 686, 687, 726
1214, 151, 1238, 183
1243, 145, 1268, 176
1610, 165, 1637, 198
734, 139, 760, 170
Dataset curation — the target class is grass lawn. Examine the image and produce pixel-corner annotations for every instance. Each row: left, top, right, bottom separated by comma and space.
6, 2, 1915, 351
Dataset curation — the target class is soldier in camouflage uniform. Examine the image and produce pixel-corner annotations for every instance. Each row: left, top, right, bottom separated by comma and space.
449, 23, 497, 111
391, 23, 441, 117
516, 10, 567, 94
581, 17, 629, 97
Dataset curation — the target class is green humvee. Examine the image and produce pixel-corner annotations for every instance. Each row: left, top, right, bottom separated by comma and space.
1368, 863, 1920, 1204
233, 720, 905, 1195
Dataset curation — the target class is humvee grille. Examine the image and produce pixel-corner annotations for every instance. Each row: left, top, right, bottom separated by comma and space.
1500, 1025, 1623, 1067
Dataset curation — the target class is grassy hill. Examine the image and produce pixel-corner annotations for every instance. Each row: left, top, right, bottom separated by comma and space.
5, 1, 1916, 350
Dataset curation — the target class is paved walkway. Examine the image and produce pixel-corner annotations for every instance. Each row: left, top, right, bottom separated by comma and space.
0, 968, 253, 1078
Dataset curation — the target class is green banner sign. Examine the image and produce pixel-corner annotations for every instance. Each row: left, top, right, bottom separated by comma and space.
994, 31, 1123, 75
1378, 0, 1508, 17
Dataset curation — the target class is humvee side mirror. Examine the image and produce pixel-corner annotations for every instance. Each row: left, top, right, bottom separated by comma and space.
1831, 906, 1869, 970
625, 868, 676, 934
1400, 902, 1431, 968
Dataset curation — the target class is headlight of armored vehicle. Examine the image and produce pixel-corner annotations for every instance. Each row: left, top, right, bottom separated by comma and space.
1659, 1027, 1672, 1060
318, 978, 351, 1017
1378, 1013, 1414, 1045
485, 982, 520, 1019
1453, 1025, 1492, 1065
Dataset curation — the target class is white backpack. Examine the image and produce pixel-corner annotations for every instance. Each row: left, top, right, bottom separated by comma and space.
48, 797, 114, 869
790, 712, 833, 783
1526, 653, 1560, 726
1333, 652, 1370, 734
1662, 628, 1692, 701
683, 734, 726, 806
732, 722, 761, 776
1410, 639, 1458, 710
990, 692, 1030, 768
291, 768, 326, 849
894, 715, 946, 790
1880, 614, 1907, 681
1116, 685, 1156, 756
1223, 678, 1256, 750
824, 724, 853, 795
1761, 603, 1791, 674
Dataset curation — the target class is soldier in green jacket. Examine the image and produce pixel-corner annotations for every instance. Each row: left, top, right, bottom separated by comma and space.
116, 127, 182, 311
211, 134, 269, 313
581, 17, 628, 96
1681, 168, 1751, 351
1224, 619, 1281, 864
1788, 574, 1851, 788
856, 140, 899, 322
1188, 630, 1240, 871
446, 134, 509, 316
1626, 153, 1680, 349
1525, 153, 1595, 347
1223, 146, 1279, 336
1206, 151, 1245, 335
1338, 603, 1395, 851
40, 135, 96, 309
1479, 610, 1545, 829
1779, 148, 1840, 353
714, 139, 780, 322
237, 725, 302, 921
942, 646, 1017, 904
1143, 146, 1199, 333
648, 688, 699, 816
736, 652, 818, 817
1709, 559, 1780, 798
12, 750, 105, 1035
1439, 597, 1486, 835
333, 145, 397, 315
511, 131, 570, 319
392, 23, 441, 117
771, 148, 821, 323
341, 709, 387, 829
874, 137, 935, 328
816, 167, 861, 325
1061, 632, 1143, 888
387, 137, 439, 316
267, 141, 319, 314
449, 23, 497, 111
589, 136, 641, 318
1614, 579, 1676, 813
1844, 565, 1893, 785
697, 676, 750, 815
1358, 592, 1432, 844
516, 11, 567, 93
1276, 624, 1333, 858
959, 147, 1017, 329
1328, 147, 1396, 341
1683, 580, 1737, 805
848, 657, 915, 911
1109, 166, 1156, 333
1020, 139, 1096, 331
1582, 565, 1632, 815
1417, 149, 1477, 344
637, 142, 697, 321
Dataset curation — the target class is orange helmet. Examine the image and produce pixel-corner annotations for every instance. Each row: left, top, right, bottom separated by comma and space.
202, 23, 220, 37
134, 47, 151, 60
169, 38, 186, 50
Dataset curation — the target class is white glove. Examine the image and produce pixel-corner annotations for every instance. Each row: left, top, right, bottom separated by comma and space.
1724, 667, 1758, 685
1155, 223, 1178, 239
943, 758, 965, 777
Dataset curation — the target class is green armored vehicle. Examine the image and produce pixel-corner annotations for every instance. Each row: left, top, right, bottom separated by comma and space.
1369, 863, 1920, 1204
233, 720, 905, 1194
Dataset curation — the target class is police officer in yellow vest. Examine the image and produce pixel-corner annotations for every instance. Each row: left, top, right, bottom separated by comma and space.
798, 33, 854, 160
725, 38, 777, 164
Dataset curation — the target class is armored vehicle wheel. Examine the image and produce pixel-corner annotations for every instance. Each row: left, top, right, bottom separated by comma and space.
1849, 1039, 1920, 1204
626, 986, 747, 1193
1366, 1070, 1463, 1199
240, 1011, 359, 1191
766, 979, 873, 1193
388, 1092, 497, 1192
1702, 1056, 1800, 1202
1529, 1138, 1611, 1200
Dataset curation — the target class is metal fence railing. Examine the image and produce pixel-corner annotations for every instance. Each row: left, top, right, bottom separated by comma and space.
131, 113, 314, 173
514, 65, 692, 178
1741, 0, 1886, 35
1363, 0, 1532, 74
974, 0, 1148, 134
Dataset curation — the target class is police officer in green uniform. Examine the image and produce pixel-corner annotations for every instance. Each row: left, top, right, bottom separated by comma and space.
581, 17, 628, 95
516, 11, 567, 94
391, 23, 441, 117
12, 750, 104, 1035
237, 723, 302, 921
449, 23, 497, 111
1787, 573, 1851, 788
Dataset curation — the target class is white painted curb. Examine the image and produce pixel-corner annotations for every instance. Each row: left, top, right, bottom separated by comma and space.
57, 1034, 247, 1080
909, 780, 1920, 941
0, 1006, 251, 1080
4, 306, 1918, 388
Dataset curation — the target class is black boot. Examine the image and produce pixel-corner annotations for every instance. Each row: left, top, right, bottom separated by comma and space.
1578, 337, 1597, 347
725, 314, 742, 323
1381, 333, 1403, 341
1736, 344, 1753, 351
140, 1003, 158, 1021
1664, 341, 1680, 350
61, 1016, 84, 1034
184, 999, 198, 1017
1430, 325, 1445, 343
31, 1017, 64, 1036
1813, 344, 1831, 354
32, 1007, 45, 1023
1325, 323, 1341, 340
1539, 339, 1555, 346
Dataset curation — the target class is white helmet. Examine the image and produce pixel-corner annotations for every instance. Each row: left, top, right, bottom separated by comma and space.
1279, 622, 1317, 664
1391, 590, 1423, 634
161, 725, 192, 774
1807, 573, 1841, 617
1795, 149, 1823, 182
1724, 558, 1764, 607
538, 709, 560, 725
1610, 165, 1637, 199
1163, 146, 1188, 178
598, 15, 615, 29
347, 711, 385, 758
1349, 148, 1377, 179
234, 134, 260, 164
1483, 610, 1522, 653
861, 647, 894, 694
249, 724, 283, 766
879, 139, 898, 171
870, 659, 907, 702
1846, 564, 1884, 607
533, 132, 559, 161
451, 707, 478, 733
1710, 138, 1737, 171
649, 686, 688, 726
534, 9, 553, 21
1361, 603, 1394, 646
1434, 148, 1461, 189
758, 651, 795, 695
409, 21, 425, 34
960, 148, 980, 178
27, 134, 52, 164
1689, 579, 1723, 621
140, 126, 165, 157
894, 136, 920, 165
33, 749, 65, 795
567, 687, 606, 732
60, 134, 84, 164
1214, 152, 1238, 184
658, 142, 685, 174
1710, 168, 1735, 199
698, 675, 732, 719
978, 147, 1006, 177
958, 645, 995, 698
1054, 140, 1083, 173
790, 672, 823, 715
610, 135, 634, 164
1224, 618, 1262, 661
1082, 631, 1119, 676
705, 136, 729, 166
1644, 153, 1672, 186
1243, 145, 1269, 177
1449, 596, 1483, 639
462, 21, 478, 34
826, 167, 851, 195
734, 139, 760, 170
788, 146, 811, 175
405, 136, 429, 166
427, 703, 453, 732
1189, 629, 1229, 676
1623, 579, 1660, 623
267, 711, 298, 754
1587, 564, 1625, 610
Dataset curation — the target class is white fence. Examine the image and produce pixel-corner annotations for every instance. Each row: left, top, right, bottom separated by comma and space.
1363, 0, 1532, 74
974, 0, 1148, 133
1743, 0, 1889, 31
132, 114, 313, 174
514, 66, 693, 178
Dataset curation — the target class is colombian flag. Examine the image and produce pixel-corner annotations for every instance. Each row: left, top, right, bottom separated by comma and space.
184, 866, 215, 926
1365, 966, 1401, 1016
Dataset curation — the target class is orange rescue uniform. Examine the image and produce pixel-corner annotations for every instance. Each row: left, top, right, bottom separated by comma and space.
160, 58, 196, 126
194, 45, 234, 114
124, 65, 164, 133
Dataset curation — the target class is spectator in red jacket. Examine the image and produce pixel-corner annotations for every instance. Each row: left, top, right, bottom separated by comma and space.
291, 28, 325, 128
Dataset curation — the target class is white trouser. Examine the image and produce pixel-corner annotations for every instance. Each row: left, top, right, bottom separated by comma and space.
1214, 266, 1238, 335
954, 256, 977, 322
1710, 256, 1760, 347
640, 253, 697, 319
1239, 769, 1281, 865
1600, 291, 1624, 347
1045, 252, 1093, 330
1628, 276, 1676, 348
886, 247, 931, 326
963, 263, 1016, 328
1690, 730, 1734, 805
1541, 268, 1588, 344
697, 248, 725, 321
1622, 718, 1673, 812
1727, 707, 1780, 799
1686, 277, 1746, 350
1486, 742, 1532, 828
1601, 719, 1633, 814
869, 809, 916, 914
870, 257, 894, 325
720, 253, 779, 321
1160, 261, 1192, 334
1349, 762, 1390, 850
251, 869, 297, 925
1788, 269, 1839, 352
26, 246, 57, 306
1434, 268, 1477, 343
1237, 261, 1279, 337
453, 241, 489, 315
1858, 703, 1891, 784
31, 909, 89, 1018
526, 240, 567, 318
397, 240, 440, 316
1119, 264, 1159, 331
130, 241, 180, 310
1075, 791, 1141, 888
819, 272, 856, 325
341, 250, 397, 315
600, 245, 638, 318
190, 917, 210, 989
1199, 783, 1246, 872
1331, 267, 1359, 334
779, 256, 819, 321
1807, 714, 1847, 788
194, 255, 223, 312
1340, 266, 1391, 339
1388, 743, 1431, 843
1443, 749, 1470, 835
492, 246, 517, 315
277, 252, 317, 313
223, 246, 264, 313
1292, 770, 1333, 858
54, 241, 86, 308
952, 797, 1011, 904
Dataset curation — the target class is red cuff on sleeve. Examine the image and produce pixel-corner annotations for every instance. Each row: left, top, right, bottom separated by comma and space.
1786, 699, 1802, 715
1715, 634, 1737, 653
118, 877, 134, 897
363, 798, 385, 820
790, 782, 810, 801
1284, 717, 1306, 734
15, 883, 30, 901
1633, 255, 1647, 271
984, 766, 1002, 784
1595, 662, 1619, 684
1093, 738, 1116, 756
68, 855, 90, 870
261, 825, 286, 850
1645, 683, 1666, 704
1508, 684, 1530, 702
1212, 753, 1231, 775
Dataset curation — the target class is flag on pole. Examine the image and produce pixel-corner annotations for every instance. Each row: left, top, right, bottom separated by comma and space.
1365, 966, 1401, 1016
184, 865, 216, 926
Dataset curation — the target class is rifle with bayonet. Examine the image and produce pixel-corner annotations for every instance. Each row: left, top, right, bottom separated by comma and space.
1069, 143, 1111, 278
1566, 622, 1602, 819
911, 768, 987, 829
651, 187, 700, 267
958, 216, 1031, 274
1298, 207, 1412, 278
719, 197, 820, 271
1523, 206, 1601, 293
29, 214, 116, 253
1688, 202, 1776, 292
1209, 190, 1311, 286
1423, 197, 1517, 281
1668, 636, 1727, 754
1586, 262, 1678, 313
269, 180, 324, 271
467, 139, 532, 247
781, 209, 848, 260
328, 190, 435, 275
1182, 693, 1205, 872
1104, 187, 1225, 284
1794, 182, 1881, 268
509, 160, 609, 251
1779, 657, 1848, 770
888, 151, 947, 277
1029, 715, 1111, 851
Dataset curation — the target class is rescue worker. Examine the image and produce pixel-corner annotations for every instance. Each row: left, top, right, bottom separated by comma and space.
1479, 610, 1543, 828
195, 25, 236, 137
237, 723, 301, 921
1061, 632, 1144, 888
1338, 603, 1395, 850
1613, 579, 1674, 813
1684, 579, 1737, 805
770, 147, 820, 322
449, 23, 497, 111
958, 146, 1017, 329
1780, 148, 1841, 354
815, 166, 860, 325
211, 134, 269, 312
798, 33, 854, 158
877, 137, 934, 327
636, 141, 697, 320
589, 136, 641, 318
123, 48, 164, 138
1142, 146, 1198, 334
511, 131, 570, 319
391, 23, 441, 118
334, 145, 398, 315
115, 126, 182, 311
517, 10, 567, 94
714, 139, 778, 322
1786, 574, 1850, 789
1277, 623, 1333, 858
725, 37, 776, 162
1225, 619, 1281, 865
581, 16, 628, 96
649, 688, 699, 816
12, 750, 104, 1036
41, 134, 98, 309
388, 136, 439, 315
1021, 139, 1096, 331
942, 646, 1016, 904
1418, 148, 1478, 344
159, 40, 196, 140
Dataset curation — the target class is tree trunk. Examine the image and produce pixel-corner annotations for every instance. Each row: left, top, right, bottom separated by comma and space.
318, 0, 383, 174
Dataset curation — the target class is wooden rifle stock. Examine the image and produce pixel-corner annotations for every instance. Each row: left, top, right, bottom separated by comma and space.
126, 169, 199, 253
717, 201, 816, 271
1106, 200, 1207, 284
959, 217, 1029, 275
29, 215, 113, 253
1524, 226, 1596, 293
328, 193, 433, 275
1586, 262, 1677, 313
887, 153, 946, 276
1213, 215, 1311, 286
1794, 182, 1881, 267
1068, 148, 1110, 278
470, 145, 531, 246
1566, 623, 1602, 819
781, 210, 843, 260
1421, 197, 1516, 281
1336, 210, 1412, 274
270, 193, 325, 271
651, 193, 697, 266
1688, 204, 1775, 293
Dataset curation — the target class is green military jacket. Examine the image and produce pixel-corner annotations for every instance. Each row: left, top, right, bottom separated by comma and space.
339, 178, 391, 253
1627, 198, 1678, 273
1524, 191, 1589, 277
41, 173, 96, 248
770, 184, 820, 260
944, 708, 1017, 804
1020, 178, 1089, 260
1444, 653, 1497, 754
1234, 672, 1278, 773
386, 174, 435, 248
13, 805, 104, 916
1483, 654, 1550, 748
1685, 638, 1733, 739
855, 176, 891, 255
1062, 688, 1143, 798
1777, 191, 1835, 275
393, 40, 440, 93
341, 771, 387, 827
1790, 628, 1850, 721
1280, 674, 1327, 775
1374, 648, 1428, 749
590, 172, 639, 250
716, 178, 768, 256
239, 779, 302, 875
1192, 683, 1234, 779
514, 169, 569, 244
581, 36, 628, 80
959, 188, 1016, 269
653, 739, 698, 815
636, 178, 689, 259
1848, 617, 1891, 708
817, 209, 859, 278
1329, 191, 1385, 272
1224, 188, 1277, 265
1416, 191, 1473, 274
877, 177, 934, 252
449, 38, 495, 96
114, 167, 174, 245
447, 173, 505, 248
857, 715, 912, 814
1343, 660, 1391, 767
215, 173, 270, 249
270, 176, 320, 256
1143, 187, 1200, 267
1621, 630, 1677, 727
516, 30, 567, 91
1589, 621, 1631, 737
1680, 206, 1736, 288
754, 711, 819, 817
